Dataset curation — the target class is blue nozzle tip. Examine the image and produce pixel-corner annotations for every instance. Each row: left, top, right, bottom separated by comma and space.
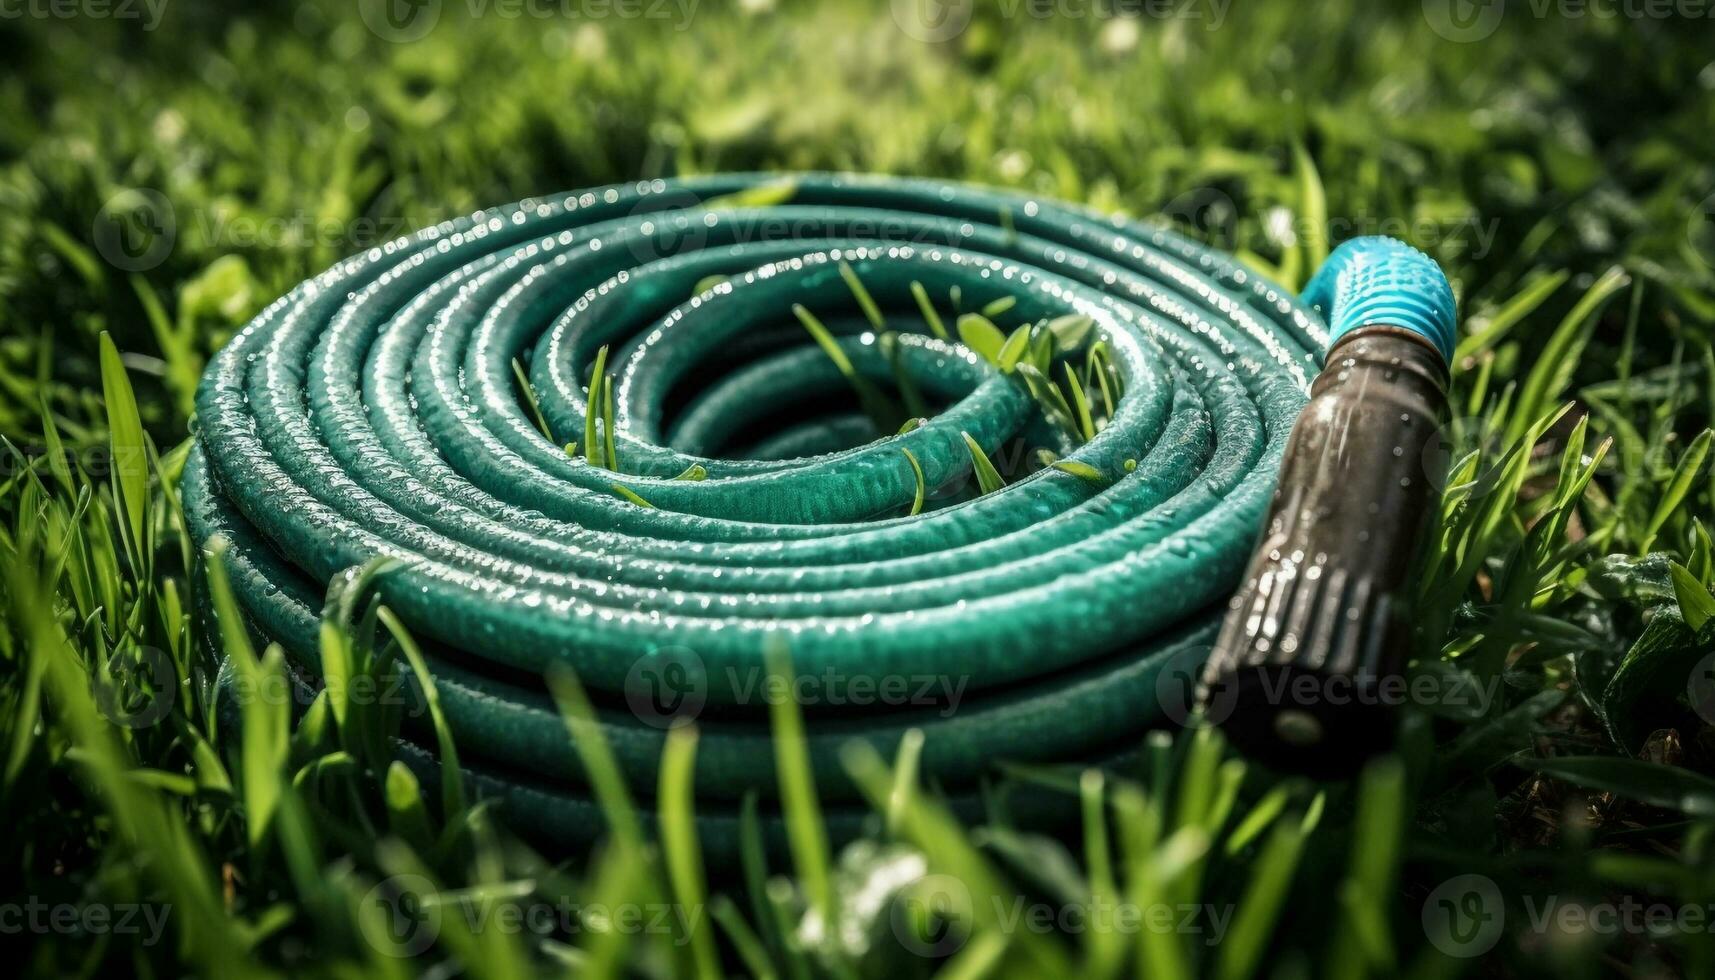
1300, 237, 1457, 365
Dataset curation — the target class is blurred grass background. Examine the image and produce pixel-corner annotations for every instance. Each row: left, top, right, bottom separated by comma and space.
2, 1, 1715, 977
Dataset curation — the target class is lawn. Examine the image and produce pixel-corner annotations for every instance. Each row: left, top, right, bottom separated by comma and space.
2, 1, 1715, 976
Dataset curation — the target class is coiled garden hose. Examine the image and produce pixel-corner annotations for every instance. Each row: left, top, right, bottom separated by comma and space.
183, 173, 1453, 853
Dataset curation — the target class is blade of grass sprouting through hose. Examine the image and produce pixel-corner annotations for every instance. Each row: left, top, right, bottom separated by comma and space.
672, 463, 708, 481
956, 313, 1006, 365
982, 295, 1016, 318
511, 357, 553, 441
1454, 270, 1569, 362
1669, 562, 1715, 631
881, 331, 930, 420
603, 374, 618, 470
378, 607, 465, 818
997, 324, 1031, 372
584, 345, 609, 467
1015, 363, 1081, 438
1064, 363, 1095, 440
1051, 460, 1106, 484
1048, 313, 1095, 350
1086, 341, 1119, 418
612, 484, 654, 508
99, 332, 147, 565
546, 666, 642, 850
1292, 139, 1328, 275
910, 280, 949, 340
1641, 428, 1712, 555
901, 449, 925, 517
961, 432, 1006, 495
1214, 811, 1313, 980
838, 261, 886, 330
1505, 267, 1629, 447
703, 178, 798, 210
764, 637, 835, 932
793, 303, 901, 431
660, 724, 720, 980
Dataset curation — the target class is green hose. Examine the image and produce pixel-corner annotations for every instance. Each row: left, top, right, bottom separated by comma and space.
184, 172, 1329, 848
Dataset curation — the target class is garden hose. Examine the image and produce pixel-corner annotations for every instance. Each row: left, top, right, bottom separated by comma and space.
182, 172, 1454, 852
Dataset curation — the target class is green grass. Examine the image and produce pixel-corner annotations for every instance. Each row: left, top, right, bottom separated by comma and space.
3, 1, 1715, 976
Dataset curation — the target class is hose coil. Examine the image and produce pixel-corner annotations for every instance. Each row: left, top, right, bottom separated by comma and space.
185, 173, 1330, 843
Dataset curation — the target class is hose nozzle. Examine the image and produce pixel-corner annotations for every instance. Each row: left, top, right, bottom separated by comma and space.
1199, 238, 1455, 778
